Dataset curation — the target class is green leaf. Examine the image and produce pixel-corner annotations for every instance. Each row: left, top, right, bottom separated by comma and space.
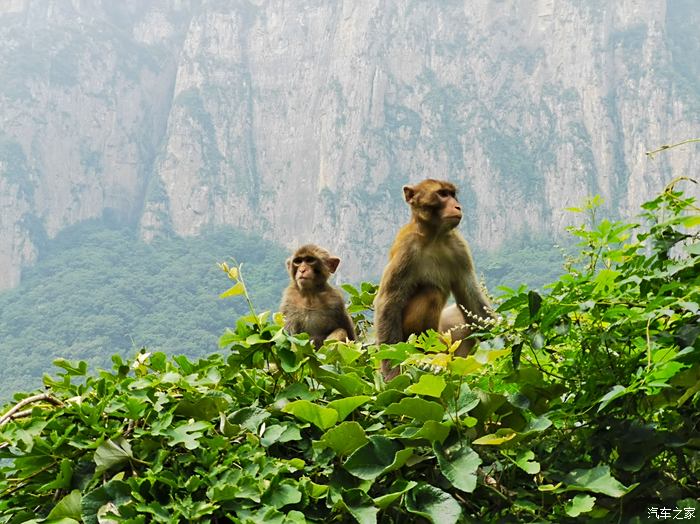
336, 343, 363, 364
565, 494, 596, 517
40, 458, 73, 492
384, 397, 445, 422
564, 465, 636, 497
448, 356, 483, 375
434, 443, 481, 492
342, 489, 378, 524
345, 436, 412, 480
164, 420, 210, 450
283, 400, 338, 430
82, 479, 132, 524
397, 420, 451, 444
327, 395, 371, 421
320, 421, 368, 456
47, 490, 81, 520
176, 393, 230, 420
405, 483, 462, 524
94, 438, 133, 474
229, 405, 271, 432
373, 479, 417, 509
528, 290, 542, 318
406, 374, 447, 398
53, 358, 88, 376
514, 450, 540, 474
262, 480, 302, 509
597, 385, 627, 412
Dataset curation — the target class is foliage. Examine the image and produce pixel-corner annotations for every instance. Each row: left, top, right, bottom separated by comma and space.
0, 182, 698, 522
0, 221, 288, 401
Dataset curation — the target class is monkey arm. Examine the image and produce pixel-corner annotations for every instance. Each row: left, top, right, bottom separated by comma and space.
340, 309, 357, 340
374, 256, 415, 344
452, 273, 492, 324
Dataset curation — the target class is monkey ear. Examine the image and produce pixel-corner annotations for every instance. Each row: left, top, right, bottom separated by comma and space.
326, 256, 340, 274
286, 257, 292, 272
403, 185, 415, 203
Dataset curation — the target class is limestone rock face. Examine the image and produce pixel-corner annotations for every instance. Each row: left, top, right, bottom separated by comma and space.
1, 0, 698, 288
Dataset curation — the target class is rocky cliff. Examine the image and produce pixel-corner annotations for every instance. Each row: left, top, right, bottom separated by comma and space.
1, 0, 698, 288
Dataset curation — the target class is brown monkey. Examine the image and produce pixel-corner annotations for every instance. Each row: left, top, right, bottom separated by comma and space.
374, 179, 492, 379
280, 244, 356, 348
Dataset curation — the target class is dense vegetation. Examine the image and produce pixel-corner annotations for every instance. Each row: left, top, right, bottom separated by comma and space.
0, 223, 288, 401
0, 220, 560, 402
0, 180, 697, 523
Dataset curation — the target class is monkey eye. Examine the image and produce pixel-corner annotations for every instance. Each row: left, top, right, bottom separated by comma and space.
437, 189, 452, 198
293, 256, 317, 265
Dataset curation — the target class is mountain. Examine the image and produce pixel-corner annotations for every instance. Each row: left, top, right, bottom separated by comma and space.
1, 0, 699, 290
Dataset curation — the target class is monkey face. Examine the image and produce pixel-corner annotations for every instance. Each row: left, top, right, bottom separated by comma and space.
292, 256, 320, 290
403, 179, 462, 230
286, 245, 341, 292
437, 188, 462, 225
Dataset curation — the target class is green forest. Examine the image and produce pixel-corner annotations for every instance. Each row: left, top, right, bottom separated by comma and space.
0, 220, 561, 402
0, 223, 289, 401
0, 180, 698, 523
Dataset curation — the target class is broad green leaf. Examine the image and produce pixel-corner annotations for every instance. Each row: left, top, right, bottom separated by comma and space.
327, 396, 371, 421
342, 489, 378, 524
279, 346, 307, 373
164, 420, 210, 450
522, 416, 552, 434
397, 420, 451, 444
472, 429, 517, 446
283, 400, 338, 430
176, 393, 230, 420
473, 347, 511, 364
46, 490, 81, 520
229, 405, 271, 432
597, 385, 627, 412
336, 343, 364, 364
434, 443, 481, 493
373, 479, 418, 509
447, 383, 480, 416
564, 465, 636, 497
384, 398, 445, 422
40, 458, 72, 492
448, 356, 483, 376
262, 481, 302, 509
593, 269, 620, 294
94, 438, 133, 474
566, 494, 596, 517
320, 421, 368, 456
406, 374, 447, 398
82, 479, 132, 524
515, 450, 540, 474
405, 483, 461, 524
345, 436, 412, 480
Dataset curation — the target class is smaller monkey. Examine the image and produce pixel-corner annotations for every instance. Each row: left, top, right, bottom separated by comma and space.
280, 244, 356, 347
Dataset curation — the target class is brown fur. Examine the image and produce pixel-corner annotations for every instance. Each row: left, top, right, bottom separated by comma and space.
280, 244, 356, 348
374, 179, 491, 379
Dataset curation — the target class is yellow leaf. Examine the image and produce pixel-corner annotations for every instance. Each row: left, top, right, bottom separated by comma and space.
472, 430, 517, 446
220, 282, 245, 298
